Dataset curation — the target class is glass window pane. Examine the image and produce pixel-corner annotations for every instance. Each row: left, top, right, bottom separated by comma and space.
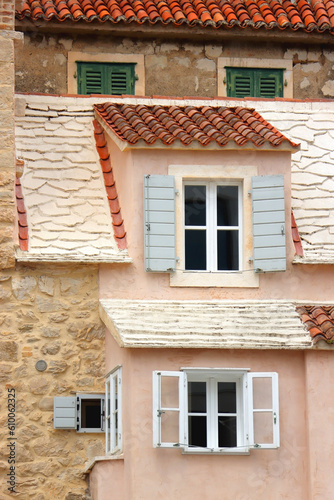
218, 416, 237, 447
188, 416, 207, 447
188, 382, 206, 413
217, 230, 239, 271
185, 185, 206, 226
217, 186, 238, 226
218, 382, 236, 413
185, 230, 206, 270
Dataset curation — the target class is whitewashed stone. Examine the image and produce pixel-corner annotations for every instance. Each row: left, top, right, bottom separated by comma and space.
322, 80, 334, 96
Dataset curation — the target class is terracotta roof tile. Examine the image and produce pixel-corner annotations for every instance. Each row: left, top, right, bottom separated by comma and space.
94, 101, 299, 149
15, 0, 334, 34
297, 305, 334, 343
291, 210, 303, 257
93, 119, 127, 249
15, 176, 29, 251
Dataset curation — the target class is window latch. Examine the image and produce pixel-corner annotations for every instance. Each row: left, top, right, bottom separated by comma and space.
157, 410, 165, 417
281, 225, 285, 235
274, 412, 277, 424
146, 222, 150, 231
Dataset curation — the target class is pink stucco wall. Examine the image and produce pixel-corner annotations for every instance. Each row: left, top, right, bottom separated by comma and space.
90, 334, 311, 500
100, 139, 334, 302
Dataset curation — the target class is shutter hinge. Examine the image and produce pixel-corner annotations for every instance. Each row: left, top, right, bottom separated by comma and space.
146, 222, 150, 231
274, 412, 277, 424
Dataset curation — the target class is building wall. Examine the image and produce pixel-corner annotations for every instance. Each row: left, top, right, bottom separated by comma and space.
1, 263, 105, 499
90, 336, 310, 500
14, 32, 334, 99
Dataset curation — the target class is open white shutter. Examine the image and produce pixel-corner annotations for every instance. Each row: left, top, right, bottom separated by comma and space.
153, 371, 185, 448
247, 372, 279, 449
53, 397, 76, 429
105, 368, 122, 454
252, 175, 286, 272
144, 175, 176, 272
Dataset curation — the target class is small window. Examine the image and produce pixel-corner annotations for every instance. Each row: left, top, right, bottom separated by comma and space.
184, 182, 241, 272
53, 394, 105, 432
153, 369, 279, 453
226, 68, 283, 98
77, 62, 136, 95
105, 367, 122, 454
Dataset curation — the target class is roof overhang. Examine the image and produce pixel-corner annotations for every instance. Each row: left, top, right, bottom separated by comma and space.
99, 299, 314, 350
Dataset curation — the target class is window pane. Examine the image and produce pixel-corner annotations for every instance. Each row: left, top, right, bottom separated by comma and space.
81, 399, 101, 428
188, 416, 207, 447
218, 382, 236, 413
217, 230, 239, 270
188, 382, 206, 413
185, 230, 206, 270
217, 186, 238, 226
218, 416, 237, 447
185, 185, 206, 226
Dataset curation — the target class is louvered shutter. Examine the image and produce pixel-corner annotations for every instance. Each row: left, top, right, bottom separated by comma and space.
252, 175, 286, 272
144, 175, 176, 272
53, 397, 76, 429
227, 68, 253, 98
257, 70, 283, 98
247, 372, 279, 449
110, 64, 135, 95
77, 63, 103, 95
226, 68, 283, 98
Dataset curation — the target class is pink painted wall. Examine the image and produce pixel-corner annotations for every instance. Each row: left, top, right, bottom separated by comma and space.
100, 138, 334, 303
91, 334, 310, 500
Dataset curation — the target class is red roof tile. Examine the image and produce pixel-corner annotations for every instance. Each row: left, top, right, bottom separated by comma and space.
94, 102, 299, 149
15, 175, 29, 251
93, 119, 127, 250
291, 210, 303, 257
15, 0, 334, 34
297, 305, 334, 343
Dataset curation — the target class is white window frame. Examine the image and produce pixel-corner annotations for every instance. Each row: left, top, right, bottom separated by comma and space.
169, 164, 259, 288
77, 393, 105, 433
105, 366, 122, 454
184, 181, 242, 272
152, 368, 279, 455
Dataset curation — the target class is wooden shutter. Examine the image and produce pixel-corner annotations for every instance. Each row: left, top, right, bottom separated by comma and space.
252, 175, 286, 273
144, 175, 176, 272
53, 397, 76, 429
77, 63, 103, 95
227, 68, 253, 98
110, 64, 135, 95
257, 70, 283, 98
247, 372, 280, 449
226, 68, 283, 98
152, 371, 186, 448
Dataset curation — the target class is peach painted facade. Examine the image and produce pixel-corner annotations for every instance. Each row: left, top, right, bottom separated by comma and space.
91, 129, 334, 499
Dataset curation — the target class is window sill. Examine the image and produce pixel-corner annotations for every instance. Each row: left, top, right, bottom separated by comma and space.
181, 447, 250, 455
170, 270, 259, 288
84, 453, 124, 473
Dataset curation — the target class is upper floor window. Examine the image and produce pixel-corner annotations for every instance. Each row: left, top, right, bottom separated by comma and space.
77, 62, 136, 96
105, 366, 122, 454
184, 183, 241, 271
226, 67, 284, 99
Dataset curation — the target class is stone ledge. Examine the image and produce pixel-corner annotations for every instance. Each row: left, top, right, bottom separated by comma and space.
84, 454, 124, 473
16, 249, 132, 264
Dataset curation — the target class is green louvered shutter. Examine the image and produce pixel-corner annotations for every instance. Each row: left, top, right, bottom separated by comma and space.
144, 175, 176, 272
251, 175, 286, 273
226, 68, 283, 98
77, 62, 136, 95
53, 397, 76, 429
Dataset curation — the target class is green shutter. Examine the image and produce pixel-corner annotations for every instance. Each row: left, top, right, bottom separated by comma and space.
77, 62, 136, 95
226, 68, 283, 98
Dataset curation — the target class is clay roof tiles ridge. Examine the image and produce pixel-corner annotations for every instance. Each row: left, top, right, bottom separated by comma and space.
296, 305, 334, 343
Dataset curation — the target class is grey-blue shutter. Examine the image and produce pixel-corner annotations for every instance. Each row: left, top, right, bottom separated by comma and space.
53, 397, 76, 429
252, 175, 286, 272
144, 175, 176, 272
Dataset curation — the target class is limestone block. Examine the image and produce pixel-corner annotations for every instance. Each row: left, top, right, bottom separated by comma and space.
47, 360, 68, 374
29, 376, 50, 395
37, 297, 70, 313
0, 206, 14, 222
196, 58, 216, 71
40, 326, 61, 338
41, 341, 61, 355
34, 437, 69, 457
18, 459, 58, 477
38, 276, 55, 296
38, 397, 54, 411
205, 44, 223, 58
0, 341, 17, 361
12, 276, 37, 300
49, 312, 70, 323
146, 55, 167, 69
17, 425, 41, 442
322, 80, 334, 97
86, 440, 104, 459
15, 443, 34, 463
60, 278, 82, 294
170, 56, 191, 68
0, 363, 11, 381
302, 62, 321, 73
0, 284, 11, 301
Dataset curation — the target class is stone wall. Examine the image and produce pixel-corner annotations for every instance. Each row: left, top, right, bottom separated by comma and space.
0, 263, 105, 499
0, 29, 15, 270
14, 32, 334, 99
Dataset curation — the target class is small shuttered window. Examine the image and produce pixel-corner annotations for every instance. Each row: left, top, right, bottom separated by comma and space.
77, 62, 136, 95
226, 68, 284, 98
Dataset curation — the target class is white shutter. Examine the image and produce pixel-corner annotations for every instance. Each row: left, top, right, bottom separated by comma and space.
144, 175, 176, 272
105, 368, 122, 454
53, 397, 76, 429
152, 371, 185, 448
247, 372, 279, 449
252, 175, 286, 272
